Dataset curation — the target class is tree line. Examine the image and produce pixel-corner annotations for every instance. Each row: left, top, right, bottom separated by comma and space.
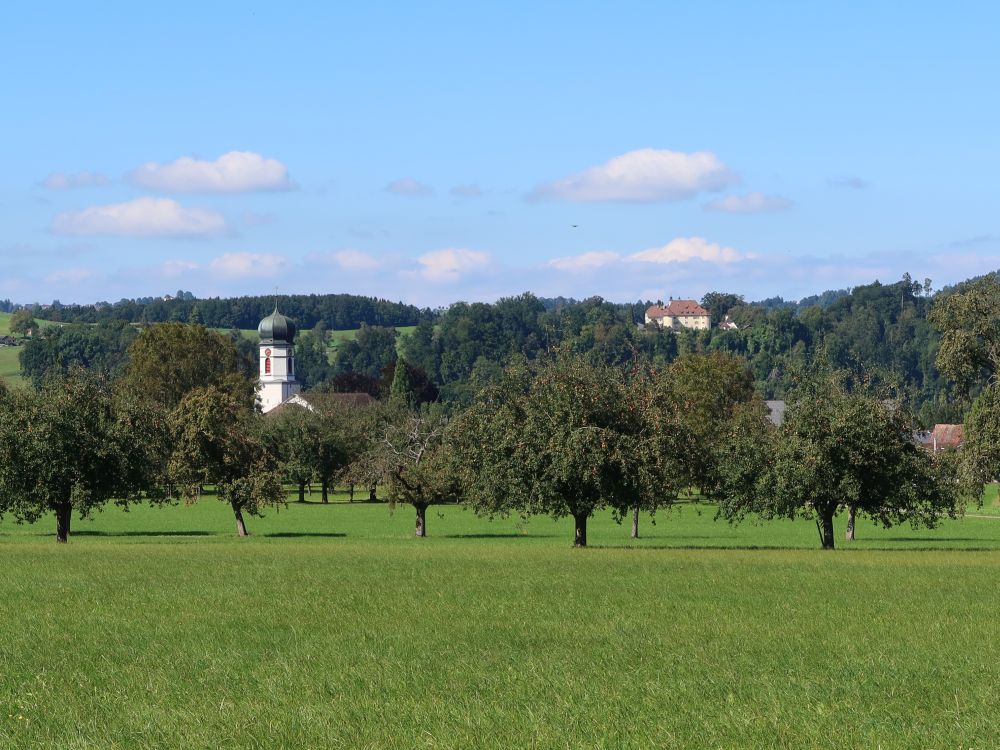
13, 272, 993, 427
21, 292, 431, 330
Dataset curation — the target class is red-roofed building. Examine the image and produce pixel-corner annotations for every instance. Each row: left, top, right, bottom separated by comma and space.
916, 424, 964, 453
645, 299, 711, 331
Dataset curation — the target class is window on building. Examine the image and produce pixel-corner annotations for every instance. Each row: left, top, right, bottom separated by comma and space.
289, 357, 294, 376
264, 357, 271, 375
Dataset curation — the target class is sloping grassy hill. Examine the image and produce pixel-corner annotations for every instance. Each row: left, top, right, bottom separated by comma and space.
0, 313, 24, 387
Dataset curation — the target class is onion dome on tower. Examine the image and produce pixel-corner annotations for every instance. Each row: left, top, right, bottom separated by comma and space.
258, 306, 297, 344
257, 305, 301, 413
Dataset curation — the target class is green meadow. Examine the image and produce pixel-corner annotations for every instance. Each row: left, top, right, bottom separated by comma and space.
0, 313, 24, 387
1, 496, 999, 748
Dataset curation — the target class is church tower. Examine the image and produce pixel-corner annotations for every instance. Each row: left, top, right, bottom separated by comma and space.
257, 306, 301, 413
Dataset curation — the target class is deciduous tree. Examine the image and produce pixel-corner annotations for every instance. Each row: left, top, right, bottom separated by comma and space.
0, 370, 168, 542
168, 385, 284, 536
123, 322, 254, 410
456, 356, 658, 546
716, 382, 958, 549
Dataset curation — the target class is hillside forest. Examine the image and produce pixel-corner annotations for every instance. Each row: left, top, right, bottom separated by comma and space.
6, 272, 982, 427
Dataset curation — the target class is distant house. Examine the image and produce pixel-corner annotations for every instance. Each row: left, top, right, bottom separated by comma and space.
0, 335, 16, 347
644, 299, 710, 331
917, 424, 964, 453
718, 315, 739, 331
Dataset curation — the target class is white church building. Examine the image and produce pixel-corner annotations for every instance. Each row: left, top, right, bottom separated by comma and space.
257, 306, 302, 413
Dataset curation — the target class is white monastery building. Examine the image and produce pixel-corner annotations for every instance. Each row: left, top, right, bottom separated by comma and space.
644, 299, 711, 330
257, 306, 301, 413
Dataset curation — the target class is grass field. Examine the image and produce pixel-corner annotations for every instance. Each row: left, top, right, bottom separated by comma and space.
0, 313, 25, 387
1, 496, 999, 748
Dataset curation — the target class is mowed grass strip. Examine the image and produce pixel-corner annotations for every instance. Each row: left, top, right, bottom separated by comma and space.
0, 502, 998, 748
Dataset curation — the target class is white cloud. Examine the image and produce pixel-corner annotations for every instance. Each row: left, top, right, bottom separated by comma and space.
40, 171, 109, 190
208, 252, 289, 278
627, 237, 747, 264
332, 249, 383, 271
45, 268, 96, 284
51, 197, 227, 237
129, 151, 292, 192
416, 248, 491, 282
704, 192, 794, 214
529, 148, 737, 203
386, 177, 433, 196
450, 183, 484, 198
547, 251, 620, 272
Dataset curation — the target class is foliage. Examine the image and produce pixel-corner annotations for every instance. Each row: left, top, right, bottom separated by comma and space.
9, 308, 37, 336
388, 357, 439, 408
167, 384, 284, 535
122, 322, 254, 410
19, 320, 137, 388
32, 292, 429, 330
293, 330, 332, 389
955, 382, 1000, 500
929, 274, 1000, 392
333, 324, 398, 378
666, 352, 756, 492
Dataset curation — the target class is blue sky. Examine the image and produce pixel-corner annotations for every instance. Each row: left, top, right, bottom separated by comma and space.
2, 1, 999, 306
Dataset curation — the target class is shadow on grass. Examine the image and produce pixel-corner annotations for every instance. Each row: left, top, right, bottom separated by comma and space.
70, 530, 217, 537
874, 536, 985, 543
443, 532, 551, 539
264, 532, 347, 538
589, 543, 1000, 552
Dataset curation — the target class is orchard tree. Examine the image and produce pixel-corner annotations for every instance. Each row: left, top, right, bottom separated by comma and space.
346, 403, 458, 536
0, 370, 168, 542
716, 382, 958, 549
123, 322, 254, 410
262, 406, 322, 502
929, 275, 1000, 391
168, 384, 284, 536
954, 383, 1000, 500
668, 352, 756, 494
456, 355, 657, 546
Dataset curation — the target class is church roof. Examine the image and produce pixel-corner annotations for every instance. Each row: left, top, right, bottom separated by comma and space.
258, 306, 297, 344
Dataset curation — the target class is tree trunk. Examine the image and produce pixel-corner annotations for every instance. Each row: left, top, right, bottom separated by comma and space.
55, 503, 72, 543
845, 504, 856, 541
574, 513, 588, 547
415, 504, 428, 537
233, 502, 250, 537
321, 479, 329, 504
349, 483, 354, 503
631, 504, 640, 539
820, 510, 835, 550
298, 481, 305, 503
369, 484, 377, 503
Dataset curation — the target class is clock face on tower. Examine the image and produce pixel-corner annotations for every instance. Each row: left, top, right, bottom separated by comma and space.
264, 348, 272, 357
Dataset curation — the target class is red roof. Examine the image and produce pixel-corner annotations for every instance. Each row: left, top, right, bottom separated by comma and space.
646, 300, 709, 318
931, 424, 963, 450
